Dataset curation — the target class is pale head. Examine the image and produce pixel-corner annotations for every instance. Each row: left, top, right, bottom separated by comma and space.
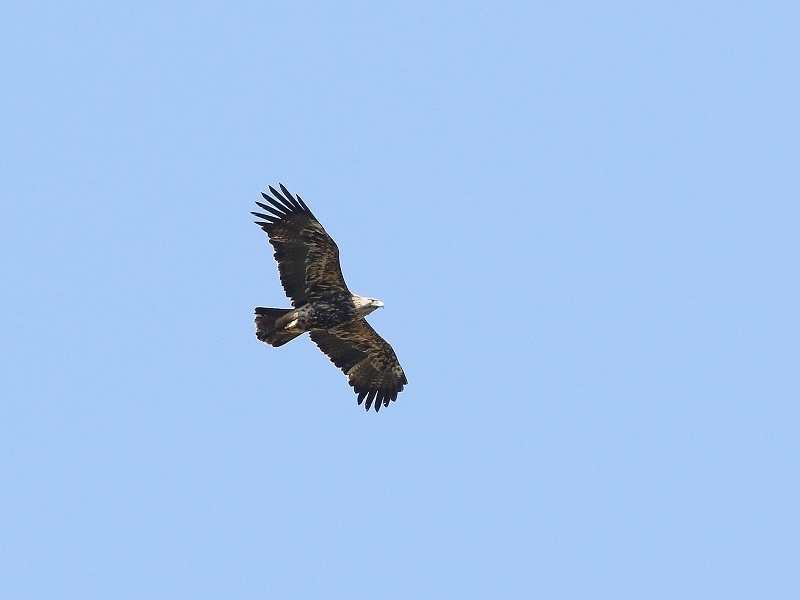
352, 294, 384, 317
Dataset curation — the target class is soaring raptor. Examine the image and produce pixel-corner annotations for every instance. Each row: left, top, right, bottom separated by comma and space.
252, 184, 407, 411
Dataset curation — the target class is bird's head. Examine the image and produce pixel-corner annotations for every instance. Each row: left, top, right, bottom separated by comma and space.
353, 295, 384, 316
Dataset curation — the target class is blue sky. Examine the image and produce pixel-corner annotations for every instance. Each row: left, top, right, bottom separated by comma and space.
2, 1, 799, 598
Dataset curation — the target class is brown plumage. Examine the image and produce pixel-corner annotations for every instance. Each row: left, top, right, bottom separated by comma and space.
252, 184, 407, 411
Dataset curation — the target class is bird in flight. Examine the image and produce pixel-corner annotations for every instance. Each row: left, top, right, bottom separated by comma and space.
252, 184, 407, 411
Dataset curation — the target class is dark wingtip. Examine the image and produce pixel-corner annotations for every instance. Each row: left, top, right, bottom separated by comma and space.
279, 183, 304, 211
353, 384, 402, 412
259, 184, 314, 218
295, 194, 311, 213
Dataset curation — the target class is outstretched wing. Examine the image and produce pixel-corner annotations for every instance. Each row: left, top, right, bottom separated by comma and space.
310, 320, 407, 412
252, 184, 348, 306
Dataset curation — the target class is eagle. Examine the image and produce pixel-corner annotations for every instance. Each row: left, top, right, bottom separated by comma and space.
252, 184, 407, 411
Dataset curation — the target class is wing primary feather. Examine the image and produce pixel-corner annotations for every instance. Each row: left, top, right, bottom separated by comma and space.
268, 185, 296, 212
254, 203, 287, 218
269, 188, 303, 213
259, 192, 287, 213
295, 194, 312, 213
259, 198, 292, 217
255, 200, 288, 216
365, 389, 378, 411
279, 183, 304, 211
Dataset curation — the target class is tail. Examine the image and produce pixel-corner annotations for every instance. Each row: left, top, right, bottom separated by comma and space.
254, 307, 304, 347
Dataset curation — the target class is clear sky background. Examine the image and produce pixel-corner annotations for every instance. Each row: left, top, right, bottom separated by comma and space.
2, 1, 799, 598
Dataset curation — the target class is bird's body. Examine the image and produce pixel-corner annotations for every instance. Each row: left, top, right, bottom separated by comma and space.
252, 184, 406, 411
254, 294, 380, 346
